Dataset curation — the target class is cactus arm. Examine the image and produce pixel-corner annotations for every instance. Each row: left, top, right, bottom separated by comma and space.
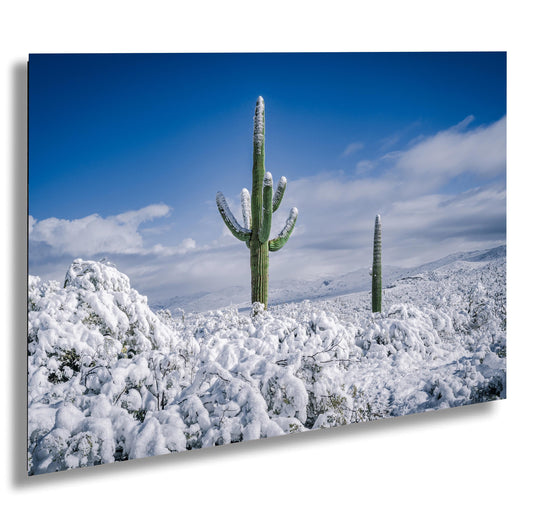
241, 188, 252, 230
272, 176, 287, 212
268, 207, 298, 252
241, 188, 252, 248
216, 191, 251, 242
259, 172, 273, 243
372, 214, 382, 312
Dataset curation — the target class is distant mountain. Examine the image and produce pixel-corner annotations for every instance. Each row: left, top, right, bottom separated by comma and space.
402, 245, 506, 274
153, 245, 506, 315
153, 285, 249, 314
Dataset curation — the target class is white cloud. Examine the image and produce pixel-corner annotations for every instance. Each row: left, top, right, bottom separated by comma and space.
114, 204, 171, 226
449, 114, 475, 131
354, 160, 375, 175
341, 141, 364, 157
30, 204, 172, 256
149, 238, 198, 257
395, 115, 506, 184
180, 237, 196, 250
263, 116, 506, 278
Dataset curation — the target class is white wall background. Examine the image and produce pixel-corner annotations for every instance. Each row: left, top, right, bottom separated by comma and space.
2, 2, 531, 514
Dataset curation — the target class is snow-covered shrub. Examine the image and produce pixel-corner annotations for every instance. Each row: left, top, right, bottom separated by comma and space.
28, 260, 192, 474
28, 255, 506, 474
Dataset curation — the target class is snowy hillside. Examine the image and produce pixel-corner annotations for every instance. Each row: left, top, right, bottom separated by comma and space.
153, 265, 406, 314
27, 249, 506, 475
155, 245, 506, 314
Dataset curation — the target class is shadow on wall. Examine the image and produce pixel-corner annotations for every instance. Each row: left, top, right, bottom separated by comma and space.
10, 61, 30, 487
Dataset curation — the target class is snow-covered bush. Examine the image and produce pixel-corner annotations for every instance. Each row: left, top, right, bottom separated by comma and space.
28, 255, 506, 475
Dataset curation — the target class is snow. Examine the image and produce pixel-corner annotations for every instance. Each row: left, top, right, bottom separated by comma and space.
216, 191, 251, 237
272, 176, 287, 211
241, 188, 251, 230
253, 96, 265, 152
272, 207, 298, 242
27, 250, 506, 474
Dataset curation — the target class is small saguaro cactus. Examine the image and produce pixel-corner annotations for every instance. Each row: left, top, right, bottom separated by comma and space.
372, 214, 382, 313
216, 96, 298, 311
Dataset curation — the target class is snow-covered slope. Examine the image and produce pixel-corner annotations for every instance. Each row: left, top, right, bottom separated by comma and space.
155, 245, 506, 314
27, 249, 506, 475
154, 265, 407, 314
401, 245, 506, 274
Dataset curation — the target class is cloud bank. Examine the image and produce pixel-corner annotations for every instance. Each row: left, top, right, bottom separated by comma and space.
29, 204, 172, 256
29, 116, 506, 304
394, 115, 506, 184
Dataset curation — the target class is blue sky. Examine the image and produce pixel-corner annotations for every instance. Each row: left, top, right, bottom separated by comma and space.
28, 52, 506, 302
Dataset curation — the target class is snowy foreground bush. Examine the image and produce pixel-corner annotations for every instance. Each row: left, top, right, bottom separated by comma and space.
28, 257, 506, 475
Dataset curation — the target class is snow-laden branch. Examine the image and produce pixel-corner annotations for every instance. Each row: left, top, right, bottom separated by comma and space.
272, 176, 287, 213
216, 191, 251, 242
269, 207, 298, 252
241, 188, 251, 230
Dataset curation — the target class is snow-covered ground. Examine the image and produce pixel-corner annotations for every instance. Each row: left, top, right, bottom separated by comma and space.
27, 247, 506, 475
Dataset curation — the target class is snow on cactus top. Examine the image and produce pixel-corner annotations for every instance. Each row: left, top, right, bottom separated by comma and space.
253, 96, 265, 153
240, 188, 252, 229
272, 176, 287, 208
279, 207, 298, 238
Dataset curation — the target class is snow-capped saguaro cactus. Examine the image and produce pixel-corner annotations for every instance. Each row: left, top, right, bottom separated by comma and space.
372, 214, 382, 313
216, 96, 298, 312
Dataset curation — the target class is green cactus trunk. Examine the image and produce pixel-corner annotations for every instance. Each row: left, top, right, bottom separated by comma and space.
372, 214, 382, 313
250, 238, 269, 307
216, 97, 298, 314
250, 96, 270, 309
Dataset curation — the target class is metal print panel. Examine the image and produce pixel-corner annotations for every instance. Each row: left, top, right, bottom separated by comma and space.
27, 52, 506, 475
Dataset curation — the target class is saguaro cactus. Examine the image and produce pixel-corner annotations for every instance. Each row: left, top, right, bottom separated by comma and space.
216, 96, 298, 311
372, 214, 382, 313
